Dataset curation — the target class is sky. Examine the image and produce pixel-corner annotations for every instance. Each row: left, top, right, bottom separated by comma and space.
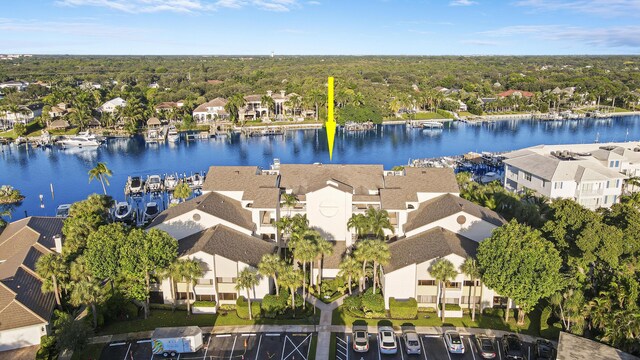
1, 0, 640, 55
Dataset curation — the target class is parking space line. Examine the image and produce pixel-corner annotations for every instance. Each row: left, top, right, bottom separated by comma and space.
280, 335, 288, 360
217, 334, 232, 338
398, 335, 405, 360
255, 334, 262, 360
203, 334, 212, 360
110, 342, 126, 346
242, 333, 256, 337
283, 334, 311, 360
137, 339, 151, 344
442, 338, 452, 360
230, 335, 238, 360
266, 333, 280, 337
468, 337, 476, 360
419, 336, 428, 360
306, 335, 312, 360
497, 338, 502, 360
346, 335, 349, 360
423, 335, 440, 338
377, 334, 381, 360
123, 343, 132, 360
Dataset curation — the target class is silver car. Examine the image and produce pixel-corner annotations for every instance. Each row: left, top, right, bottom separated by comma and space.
444, 330, 465, 354
352, 325, 369, 353
377, 326, 398, 355
402, 330, 421, 355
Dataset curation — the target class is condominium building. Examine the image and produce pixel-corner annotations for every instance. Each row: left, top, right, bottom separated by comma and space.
503, 142, 640, 209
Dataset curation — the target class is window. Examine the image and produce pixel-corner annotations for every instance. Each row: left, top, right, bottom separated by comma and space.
417, 295, 437, 303
446, 282, 461, 289
216, 277, 237, 284
196, 294, 216, 301
176, 292, 188, 300
461, 296, 480, 305
418, 280, 436, 286
616, 160, 620, 167
444, 298, 459, 304
493, 296, 508, 308
606, 181, 610, 188
554, 182, 563, 190
197, 278, 213, 285
541, 180, 547, 188
610, 160, 615, 167
616, 179, 621, 188
523, 172, 532, 181
463, 280, 479, 287
218, 293, 238, 301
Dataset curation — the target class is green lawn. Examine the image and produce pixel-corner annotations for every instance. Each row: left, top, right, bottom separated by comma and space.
0, 120, 44, 139
98, 308, 320, 335
458, 111, 476, 117
332, 306, 540, 336
402, 112, 444, 120
71, 343, 104, 360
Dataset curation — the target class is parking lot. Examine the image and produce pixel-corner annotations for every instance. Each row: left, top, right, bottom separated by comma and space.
100, 332, 314, 360
335, 332, 533, 360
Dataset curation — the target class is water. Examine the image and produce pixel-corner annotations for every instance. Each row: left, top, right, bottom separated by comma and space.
1, 116, 639, 219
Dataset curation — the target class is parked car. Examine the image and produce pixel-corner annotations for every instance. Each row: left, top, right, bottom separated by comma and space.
533, 339, 556, 360
444, 331, 465, 354
377, 326, 398, 355
502, 334, 527, 360
402, 329, 421, 355
473, 334, 497, 359
352, 325, 369, 353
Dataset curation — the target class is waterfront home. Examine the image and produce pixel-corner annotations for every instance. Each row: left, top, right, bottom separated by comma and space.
498, 89, 534, 98
49, 119, 70, 130
192, 97, 228, 123
0, 104, 42, 128
48, 105, 67, 119
147, 117, 162, 129
0, 217, 64, 352
97, 97, 126, 113
148, 164, 508, 312
0, 81, 28, 92
502, 142, 640, 210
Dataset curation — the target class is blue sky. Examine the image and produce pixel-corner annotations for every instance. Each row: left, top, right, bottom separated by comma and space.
1, 0, 639, 55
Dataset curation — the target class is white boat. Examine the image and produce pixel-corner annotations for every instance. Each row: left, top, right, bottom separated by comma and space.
143, 202, 160, 222
146, 129, 160, 143
126, 176, 145, 195
185, 173, 203, 188
113, 202, 134, 222
167, 127, 179, 142
55, 204, 71, 218
145, 175, 163, 192
14, 136, 27, 145
164, 174, 179, 191
480, 171, 502, 184
422, 121, 444, 129
59, 131, 101, 147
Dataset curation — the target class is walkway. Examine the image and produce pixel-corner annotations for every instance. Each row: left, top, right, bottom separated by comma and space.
304, 293, 346, 360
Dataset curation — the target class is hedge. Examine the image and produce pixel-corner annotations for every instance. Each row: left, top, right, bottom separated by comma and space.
540, 306, 562, 339
236, 296, 261, 319
439, 303, 462, 311
389, 298, 418, 319
193, 301, 217, 308
261, 294, 288, 318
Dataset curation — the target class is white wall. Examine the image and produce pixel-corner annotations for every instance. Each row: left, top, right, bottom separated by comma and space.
383, 264, 417, 308
306, 186, 353, 242
0, 324, 47, 352
404, 212, 498, 242
151, 209, 253, 240
239, 262, 271, 300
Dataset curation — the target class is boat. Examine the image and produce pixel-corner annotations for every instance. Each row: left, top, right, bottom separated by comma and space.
479, 171, 502, 184
55, 204, 71, 218
14, 136, 27, 145
146, 128, 160, 143
113, 201, 134, 222
422, 121, 444, 129
185, 173, 204, 188
167, 127, 179, 142
164, 174, 179, 191
58, 131, 101, 147
145, 175, 163, 192
143, 202, 160, 222
126, 176, 145, 195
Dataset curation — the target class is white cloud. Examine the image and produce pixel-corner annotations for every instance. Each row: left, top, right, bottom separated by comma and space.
449, 0, 477, 6
307, 0, 320, 4
514, 0, 640, 17
481, 25, 640, 48
0, 17, 146, 37
56, 0, 301, 13
461, 39, 501, 46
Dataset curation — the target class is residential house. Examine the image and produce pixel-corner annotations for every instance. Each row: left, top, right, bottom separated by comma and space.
0, 217, 64, 352
0, 81, 28, 92
0, 104, 42, 129
502, 142, 640, 209
498, 89, 534, 98
192, 98, 228, 123
49, 119, 70, 130
457, 100, 468, 112
149, 164, 507, 312
97, 97, 126, 113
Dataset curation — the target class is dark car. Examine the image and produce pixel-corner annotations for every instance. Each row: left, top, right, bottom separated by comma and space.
502, 334, 527, 360
533, 339, 556, 360
474, 334, 497, 359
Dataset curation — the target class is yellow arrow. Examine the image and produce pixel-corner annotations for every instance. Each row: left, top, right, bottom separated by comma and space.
326, 76, 336, 161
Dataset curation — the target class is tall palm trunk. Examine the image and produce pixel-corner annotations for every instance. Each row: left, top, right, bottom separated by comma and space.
290, 287, 295, 311
317, 258, 322, 292
347, 275, 352, 295
302, 262, 307, 309
373, 261, 378, 294
246, 289, 253, 320
170, 276, 177, 310
505, 298, 511, 322
99, 176, 107, 195
51, 275, 61, 306
144, 273, 150, 319
273, 275, 279, 296
441, 281, 447, 323
186, 279, 192, 315
471, 281, 477, 322
91, 303, 97, 328
360, 260, 367, 292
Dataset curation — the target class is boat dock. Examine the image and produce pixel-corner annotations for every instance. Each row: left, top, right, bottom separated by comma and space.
241, 126, 285, 137
406, 119, 447, 128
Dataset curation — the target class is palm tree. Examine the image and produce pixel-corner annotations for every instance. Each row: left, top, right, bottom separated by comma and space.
429, 258, 458, 323
338, 257, 362, 295
258, 254, 284, 296
161, 259, 189, 310
261, 95, 275, 120
235, 268, 261, 320
369, 240, 390, 294
69, 278, 103, 328
35, 253, 67, 307
88, 162, 113, 195
281, 193, 298, 216
182, 259, 203, 315
353, 239, 373, 291
623, 176, 640, 195
460, 257, 481, 322
173, 183, 192, 203
365, 207, 394, 239
279, 267, 303, 312
293, 238, 316, 308
224, 94, 246, 125
347, 213, 368, 239
315, 238, 333, 292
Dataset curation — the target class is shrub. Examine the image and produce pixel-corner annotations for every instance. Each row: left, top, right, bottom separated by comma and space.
343, 295, 362, 312
262, 294, 288, 318
123, 302, 139, 319
436, 109, 455, 119
236, 296, 261, 319
389, 298, 418, 319
193, 300, 217, 308
540, 306, 562, 339
150, 303, 188, 311
219, 304, 236, 311
361, 288, 385, 315
439, 303, 462, 311
35, 335, 57, 360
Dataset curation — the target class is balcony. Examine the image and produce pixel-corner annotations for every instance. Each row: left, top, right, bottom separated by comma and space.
576, 188, 604, 197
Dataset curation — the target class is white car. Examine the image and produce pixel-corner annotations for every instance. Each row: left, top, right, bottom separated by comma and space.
377, 326, 398, 355
444, 331, 465, 354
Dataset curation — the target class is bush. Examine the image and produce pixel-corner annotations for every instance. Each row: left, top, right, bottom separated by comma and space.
35, 335, 57, 360
540, 306, 562, 339
439, 303, 462, 311
361, 288, 385, 316
262, 294, 289, 318
436, 109, 455, 119
150, 303, 188, 311
389, 298, 418, 319
343, 295, 362, 312
193, 300, 217, 308
219, 304, 236, 311
123, 302, 139, 319
236, 296, 261, 319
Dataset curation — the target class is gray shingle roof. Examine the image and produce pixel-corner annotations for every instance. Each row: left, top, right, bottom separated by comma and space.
148, 192, 254, 231
279, 164, 384, 196
3, 267, 55, 321
385, 227, 478, 272
201, 166, 277, 193
404, 194, 505, 233
557, 332, 639, 360
178, 225, 277, 267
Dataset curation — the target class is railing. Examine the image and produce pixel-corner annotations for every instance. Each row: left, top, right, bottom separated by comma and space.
576, 188, 604, 197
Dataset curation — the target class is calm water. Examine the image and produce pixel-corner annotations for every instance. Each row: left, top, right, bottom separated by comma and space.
2, 116, 640, 219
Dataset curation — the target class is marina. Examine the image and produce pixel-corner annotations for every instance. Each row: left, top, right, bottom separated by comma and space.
2, 115, 640, 219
